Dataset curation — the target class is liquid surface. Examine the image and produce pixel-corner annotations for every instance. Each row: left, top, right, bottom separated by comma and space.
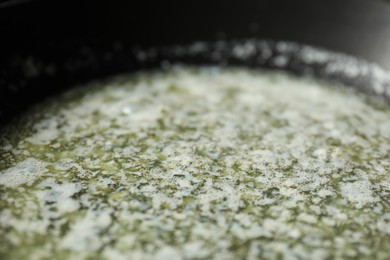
1, 67, 390, 259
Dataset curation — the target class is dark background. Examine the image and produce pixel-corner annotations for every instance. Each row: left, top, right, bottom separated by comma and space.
1, 0, 390, 124
2, 0, 390, 68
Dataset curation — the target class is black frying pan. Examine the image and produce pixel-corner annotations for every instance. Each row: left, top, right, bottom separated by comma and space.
1, 0, 390, 126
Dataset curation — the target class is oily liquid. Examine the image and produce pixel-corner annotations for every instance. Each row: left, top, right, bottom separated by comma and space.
1, 67, 390, 259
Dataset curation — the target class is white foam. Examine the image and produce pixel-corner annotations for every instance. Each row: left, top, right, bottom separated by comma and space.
37, 178, 82, 203
154, 247, 181, 260
0, 158, 47, 187
26, 118, 60, 145
60, 209, 112, 251
1, 66, 390, 258
340, 180, 378, 207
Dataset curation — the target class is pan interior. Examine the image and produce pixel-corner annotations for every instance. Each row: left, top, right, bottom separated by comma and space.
1, 65, 390, 259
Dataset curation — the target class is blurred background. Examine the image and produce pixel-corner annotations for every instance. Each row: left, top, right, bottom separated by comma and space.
1, 0, 390, 124
2, 0, 390, 67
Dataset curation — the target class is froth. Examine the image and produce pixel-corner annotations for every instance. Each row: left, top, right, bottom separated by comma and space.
0, 158, 47, 188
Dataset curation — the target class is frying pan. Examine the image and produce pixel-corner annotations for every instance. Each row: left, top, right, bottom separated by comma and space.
1, 0, 390, 258
1, 0, 390, 126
